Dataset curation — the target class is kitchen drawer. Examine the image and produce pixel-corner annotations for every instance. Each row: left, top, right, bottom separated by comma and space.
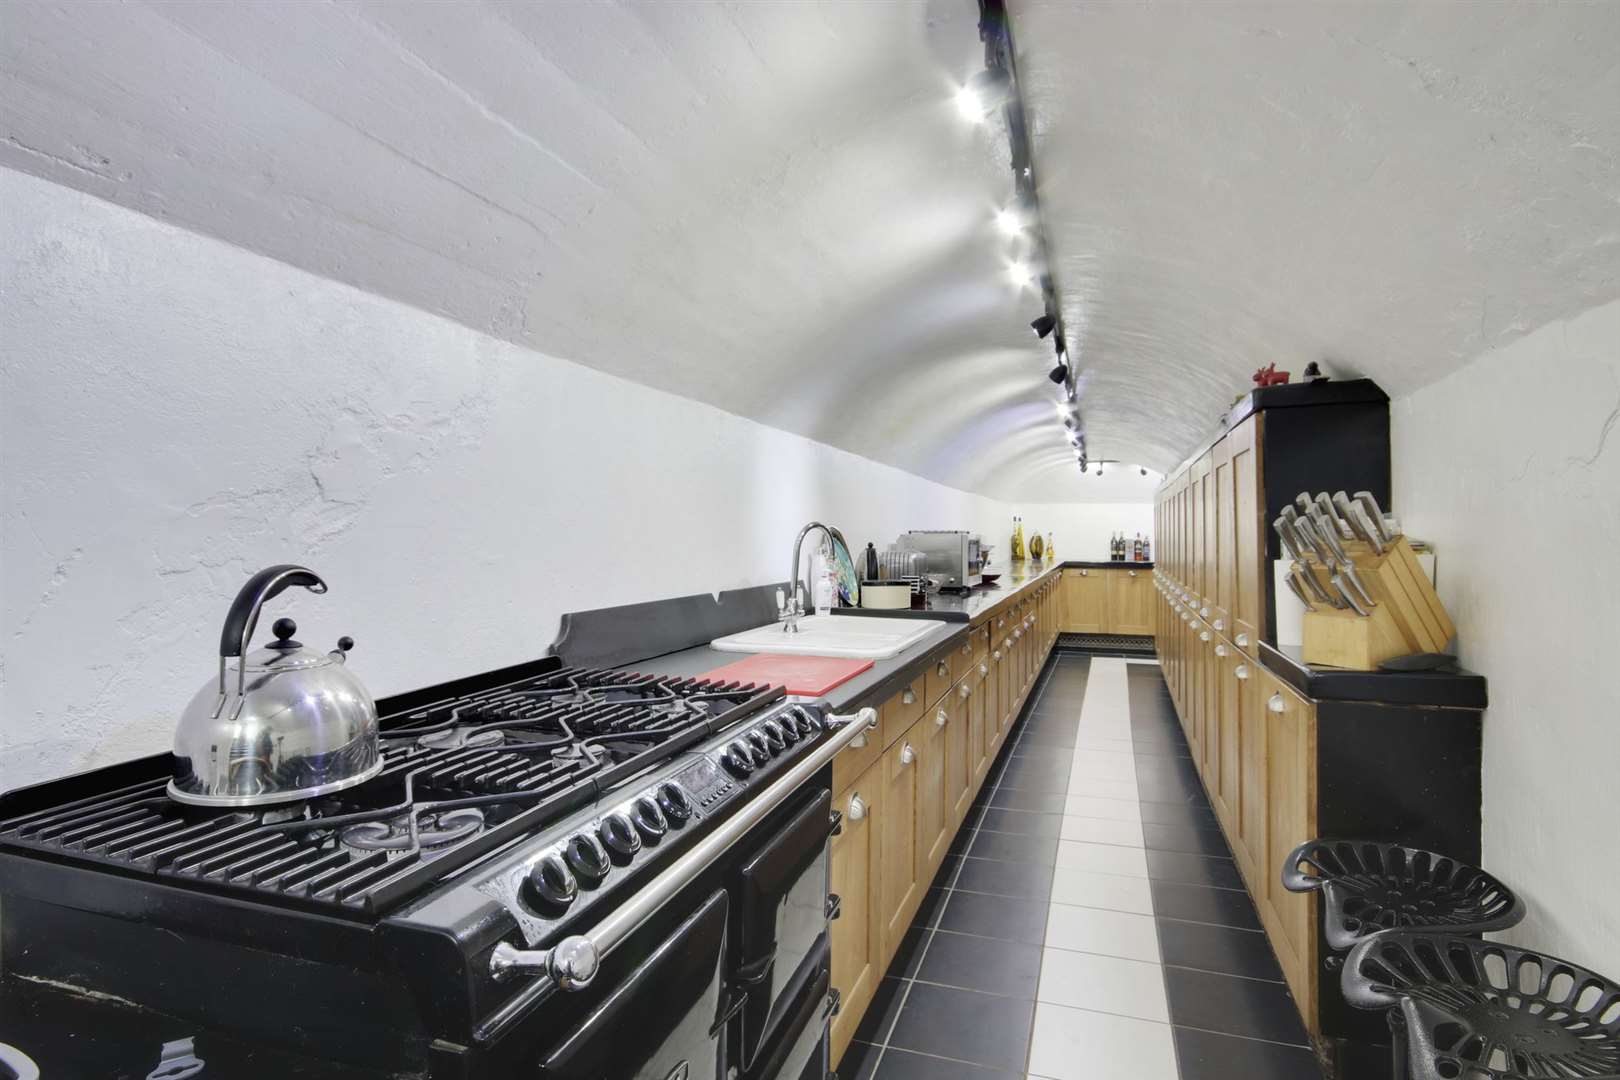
953, 633, 977, 680
923, 648, 956, 708
880, 679, 925, 748
833, 702, 882, 793
972, 626, 990, 669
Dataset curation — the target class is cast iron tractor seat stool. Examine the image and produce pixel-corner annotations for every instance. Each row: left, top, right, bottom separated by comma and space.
1342, 931, 1620, 1080
1283, 839, 1528, 1079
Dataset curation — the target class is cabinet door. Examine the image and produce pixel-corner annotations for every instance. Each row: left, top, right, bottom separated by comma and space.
877, 732, 921, 958
1260, 675, 1317, 1020
830, 772, 881, 1066
1108, 569, 1154, 635
1229, 415, 1263, 656
1213, 436, 1235, 633
1234, 658, 1266, 882
916, 704, 950, 874
948, 678, 974, 826
974, 654, 994, 786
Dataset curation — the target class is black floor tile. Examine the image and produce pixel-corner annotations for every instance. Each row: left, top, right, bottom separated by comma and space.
853, 977, 909, 1045
1137, 775, 1211, 807
1132, 741, 1193, 759
1134, 758, 1202, 783
1164, 966, 1311, 1046
915, 928, 1043, 999
981, 786, 1068, 813
885, 982, 1036, 1072
835, 1039, 881, 1080
1150, 879, 1262, 929
1159, 919, 1285, 982
1172, 1027, 1324, 1080
974, 807, 1065, 837
1143, 821, 1232, 857
1145, 849, 1245, 890
951, 854, 1055, 901
995, 757, 1072, 793
1137, 799, 1219, 829
1010, 729, 1076, 749
889, 926, 929, 978
936, 889, 1049, 945
871, 1046, 1022, 1080
963, 829, 1059, 866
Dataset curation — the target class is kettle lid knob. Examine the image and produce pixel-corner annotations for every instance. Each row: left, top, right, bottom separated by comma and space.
267, 618, 302, 651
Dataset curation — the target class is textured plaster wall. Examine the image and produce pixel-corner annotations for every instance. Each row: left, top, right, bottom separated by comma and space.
1392, 295, 1620, 976
1, 169, 1037, 790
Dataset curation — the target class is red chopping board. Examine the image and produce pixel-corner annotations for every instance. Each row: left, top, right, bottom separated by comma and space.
700, 653, 874, 697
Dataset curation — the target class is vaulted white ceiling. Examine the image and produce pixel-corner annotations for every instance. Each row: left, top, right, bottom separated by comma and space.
5, 1, 1617, 492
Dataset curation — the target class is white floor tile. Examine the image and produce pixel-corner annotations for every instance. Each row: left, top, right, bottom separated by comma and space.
1045, 904, 1161, 962
1027, 1002, 1177, 1080
1054, 839, 1150, 877
1068, 753, 1137, 783
1049, 867, 1156, 914
1062, 794, 1142, 822
1037, 948, 1171, 1022
1059, 815, 1144, 847
1073, 735, 1137, 752
1066, 778, 1140, 803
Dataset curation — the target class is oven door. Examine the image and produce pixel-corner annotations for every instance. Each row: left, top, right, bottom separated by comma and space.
538, 889, 729, 1080
731, 786, 834, 1074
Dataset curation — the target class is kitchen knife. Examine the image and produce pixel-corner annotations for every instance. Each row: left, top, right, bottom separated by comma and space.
1332, 571, 1372, 616
1352, 491, 1399, 544
1294, 493, 1315, 518
1309, 510, 1351, 564
1292, 514, 1333, 564
1340, 498, 1387, 555
1314, 493, 1351, 540
1273, 516, 1305, 561
1292, 561, 1337, 605
1282, 516, 1317, 565
1334, 558, 1378, 608
1283, 572, 1318, 612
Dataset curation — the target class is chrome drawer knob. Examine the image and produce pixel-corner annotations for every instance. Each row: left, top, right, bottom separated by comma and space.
900, 742, 916, 766
1235, 664, 1249, 680
1268, 693, 1286, 713
902, 688, 916, 706
847, 793, 867, 821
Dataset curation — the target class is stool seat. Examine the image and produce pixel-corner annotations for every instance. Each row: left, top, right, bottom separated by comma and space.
1342, 932, 1620, 1080
1283, 839, 1525, 952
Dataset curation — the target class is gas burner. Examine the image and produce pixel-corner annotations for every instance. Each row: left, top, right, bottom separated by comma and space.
339, 808, 486, 855
415, 726, 506, 751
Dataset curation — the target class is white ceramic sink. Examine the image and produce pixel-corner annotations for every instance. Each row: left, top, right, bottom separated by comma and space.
710, 615, 938, 659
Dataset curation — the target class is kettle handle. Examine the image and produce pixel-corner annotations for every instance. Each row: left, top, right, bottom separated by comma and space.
220, 565, 327, 659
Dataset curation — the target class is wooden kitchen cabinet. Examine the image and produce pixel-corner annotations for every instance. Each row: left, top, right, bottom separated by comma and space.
1106, 568, 1154, 634
876, 728, 921, 957
914, 700, 950, 871
923, 651, 955, 710
829, 767, 881, 1064
1257, 670, 1317, 1019
948, 677, 976, 825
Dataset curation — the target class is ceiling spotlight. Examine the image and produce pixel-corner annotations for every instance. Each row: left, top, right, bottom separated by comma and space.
954, 84, 984, 123
1048, 360, 1070, 385
1140, 467, 1148, 476
957, 68, 1012, 123
1007, 261, 1032, 287
995, 206, 1024, 236
1030, 313, 1056, 339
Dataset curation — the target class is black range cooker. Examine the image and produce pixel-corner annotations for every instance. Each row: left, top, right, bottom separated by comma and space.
0, 656, 875, 1079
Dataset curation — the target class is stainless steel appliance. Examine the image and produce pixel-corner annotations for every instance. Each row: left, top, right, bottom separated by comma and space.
0, 654, 875, 1079
895, 530, 984, 591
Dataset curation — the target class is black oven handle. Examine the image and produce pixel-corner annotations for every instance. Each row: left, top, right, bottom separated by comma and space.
490, 706, 878, 990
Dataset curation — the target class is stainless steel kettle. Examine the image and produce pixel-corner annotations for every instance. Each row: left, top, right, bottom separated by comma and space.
168, 564, 381, 807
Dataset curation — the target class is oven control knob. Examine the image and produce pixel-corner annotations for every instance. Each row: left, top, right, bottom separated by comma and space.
761, 720, 787, 752
723, 741, 756, 778
795, 706, 823, 733
562, 832, 611, 887
521, 853, 578, 917
658, 782, 693, 824
597, 813, 641, 864
748, 730, 775, 759
776, 715, 801, 745
631, 797, 668, 843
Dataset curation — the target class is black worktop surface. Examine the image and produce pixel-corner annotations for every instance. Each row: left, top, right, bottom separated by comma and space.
1259, 640, 1488, 710
833, 559, 1146, 624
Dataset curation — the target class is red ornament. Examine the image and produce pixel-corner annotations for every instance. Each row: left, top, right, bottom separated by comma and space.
1253, 363, 1290, 387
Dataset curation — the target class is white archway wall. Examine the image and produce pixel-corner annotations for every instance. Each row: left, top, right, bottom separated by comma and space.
0, 168, 1147, 791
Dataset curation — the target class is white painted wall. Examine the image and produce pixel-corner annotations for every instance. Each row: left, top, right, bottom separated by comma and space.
1, 169, 1045, 790
1002, 502, 1155, 565
1392, 295, 1620, 977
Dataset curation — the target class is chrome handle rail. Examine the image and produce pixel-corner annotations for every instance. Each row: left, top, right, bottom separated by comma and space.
489, 705, 879, 990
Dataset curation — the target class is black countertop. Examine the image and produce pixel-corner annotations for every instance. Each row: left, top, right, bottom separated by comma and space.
832, 560, 1143, 624
1259, 640, 1488, 710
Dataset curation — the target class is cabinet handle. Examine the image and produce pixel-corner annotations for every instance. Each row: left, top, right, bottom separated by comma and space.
902, 688, 916, 706
936, 708, 949, 728
1235, 664, 1249, 680
1236, 633, 1250, 648
1200, 606, 1210, 617
959, 683, 972, 700
937, 661, 950, 678
1080, 569, 1088, 576
979, 662, 989, 677
993, 650, 1002, 661
1268, 693, 1285, 714
847, 793, 867, 821
1129, 570, 1137, 577
961, 642, 972, 656
900, 743, 916, 766
1214, 644, 1227, 657
1213, 619, 1224, 631
1200, 630, 1210, 642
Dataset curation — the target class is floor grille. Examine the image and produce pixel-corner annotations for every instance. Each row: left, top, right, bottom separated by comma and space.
1057, 632, 1155, 655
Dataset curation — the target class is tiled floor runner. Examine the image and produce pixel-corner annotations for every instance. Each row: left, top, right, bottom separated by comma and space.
836, 655, 1324, 1080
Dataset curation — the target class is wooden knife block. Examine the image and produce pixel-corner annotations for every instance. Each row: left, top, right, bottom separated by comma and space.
1300, 536, 1455, 670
